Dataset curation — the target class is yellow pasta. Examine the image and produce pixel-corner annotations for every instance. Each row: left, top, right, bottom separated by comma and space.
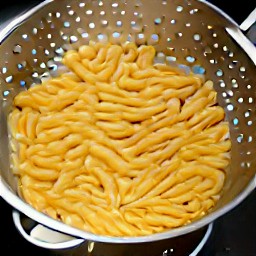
8, 41, 231, 237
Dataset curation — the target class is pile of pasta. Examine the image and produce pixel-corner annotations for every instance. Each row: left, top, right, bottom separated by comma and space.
8, 41, 231, 237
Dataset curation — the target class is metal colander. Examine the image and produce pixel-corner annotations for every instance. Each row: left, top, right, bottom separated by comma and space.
0, 0, 256, 245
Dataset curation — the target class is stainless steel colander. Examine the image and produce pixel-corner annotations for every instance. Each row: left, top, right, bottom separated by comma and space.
0, 0, 256, 247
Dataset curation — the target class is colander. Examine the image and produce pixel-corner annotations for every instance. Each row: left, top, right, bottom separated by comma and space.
0, 0, 256, 249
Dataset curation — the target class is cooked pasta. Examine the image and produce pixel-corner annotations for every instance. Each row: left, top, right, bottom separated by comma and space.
8, 41, 231, 236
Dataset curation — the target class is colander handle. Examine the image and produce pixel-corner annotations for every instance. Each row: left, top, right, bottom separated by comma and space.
206, 0, 255, 27
205, 1, 256, 44
240, 8, 256, 44
240, 8, 256, 31
204, 1, 256, 65
12, 209, 84, 250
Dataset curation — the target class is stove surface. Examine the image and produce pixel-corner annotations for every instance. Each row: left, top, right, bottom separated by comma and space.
1, 189, 255, 255
0, 1, 255, 255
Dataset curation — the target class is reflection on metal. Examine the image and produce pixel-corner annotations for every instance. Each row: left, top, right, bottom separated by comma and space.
163, 248, 174, 256
88, 241, 95, 253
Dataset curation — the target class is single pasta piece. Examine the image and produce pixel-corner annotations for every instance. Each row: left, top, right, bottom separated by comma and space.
8, 41, 231, 237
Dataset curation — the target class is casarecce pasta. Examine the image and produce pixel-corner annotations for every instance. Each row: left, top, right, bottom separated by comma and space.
8, 41, 231, 236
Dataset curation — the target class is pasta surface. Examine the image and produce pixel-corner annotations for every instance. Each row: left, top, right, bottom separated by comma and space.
8, 41, 231, 236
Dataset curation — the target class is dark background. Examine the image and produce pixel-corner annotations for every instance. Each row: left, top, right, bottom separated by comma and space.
0, 1, 256, 255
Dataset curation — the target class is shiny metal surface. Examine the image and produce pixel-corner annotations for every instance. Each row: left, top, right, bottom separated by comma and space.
0, 0, 256, 245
